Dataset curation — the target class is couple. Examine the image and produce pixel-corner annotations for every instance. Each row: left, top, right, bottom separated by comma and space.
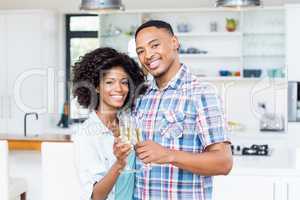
72, 20, 233, 200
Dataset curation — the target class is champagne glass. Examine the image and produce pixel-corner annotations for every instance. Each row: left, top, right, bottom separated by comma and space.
119, 114, 142, 173
119, 114, 151, 173
133, 116, 152, 172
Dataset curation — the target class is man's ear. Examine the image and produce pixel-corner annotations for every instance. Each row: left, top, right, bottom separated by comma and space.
171, 36, 180, 51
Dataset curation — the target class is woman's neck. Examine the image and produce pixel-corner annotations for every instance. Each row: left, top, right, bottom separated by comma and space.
96, 110, 117, 124
96, 108, 119, 135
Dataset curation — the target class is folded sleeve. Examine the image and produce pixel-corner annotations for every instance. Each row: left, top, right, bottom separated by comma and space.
73, 133, 107, 200
194, 85, 231, 150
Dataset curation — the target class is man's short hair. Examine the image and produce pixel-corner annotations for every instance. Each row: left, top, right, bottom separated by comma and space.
135, 20, 174, 38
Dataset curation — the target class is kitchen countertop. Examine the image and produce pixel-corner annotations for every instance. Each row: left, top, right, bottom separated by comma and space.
229, 166, 300, 176
0, 134, 72, 151
0, 134, 72, 142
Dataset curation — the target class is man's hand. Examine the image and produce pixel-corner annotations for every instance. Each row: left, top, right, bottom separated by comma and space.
135, 140, 172, 164
113, 137, 132, 171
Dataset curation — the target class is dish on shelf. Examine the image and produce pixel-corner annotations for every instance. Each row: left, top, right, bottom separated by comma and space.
243, 69, 262, 78
179, 47, 208, 54
219, 70, 241, 77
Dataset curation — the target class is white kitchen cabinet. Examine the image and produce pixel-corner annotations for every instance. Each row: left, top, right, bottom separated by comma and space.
213, 174, 300, 200
0, 10, 58, 134
213, 175, 275, 200
286, 4, 300, 81
0, 14, 7, 133
99, 7, 285, 78
242, 9, 285, 72
286, 178, 300, 200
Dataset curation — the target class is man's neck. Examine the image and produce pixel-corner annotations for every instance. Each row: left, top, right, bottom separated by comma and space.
156, 58, 181, 89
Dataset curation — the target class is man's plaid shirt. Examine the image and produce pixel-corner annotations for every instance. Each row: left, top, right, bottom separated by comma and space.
133, 64, 230, 200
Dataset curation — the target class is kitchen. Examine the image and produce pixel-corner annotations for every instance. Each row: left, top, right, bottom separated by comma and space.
1, 0, 300, 200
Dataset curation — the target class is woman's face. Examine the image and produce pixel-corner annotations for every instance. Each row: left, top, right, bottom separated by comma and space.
98, 66, 129, 112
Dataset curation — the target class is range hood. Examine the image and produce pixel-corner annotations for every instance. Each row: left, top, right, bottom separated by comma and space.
80, 0, 124, 11
216, 0, 261, 7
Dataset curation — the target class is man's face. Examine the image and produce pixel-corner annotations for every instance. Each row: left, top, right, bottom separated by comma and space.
135, 27, 179, 79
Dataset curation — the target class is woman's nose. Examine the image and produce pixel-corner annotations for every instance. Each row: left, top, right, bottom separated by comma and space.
114, 82, 122, 91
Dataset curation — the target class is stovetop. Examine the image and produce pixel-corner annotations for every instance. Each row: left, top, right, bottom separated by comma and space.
231, 144, 270, 156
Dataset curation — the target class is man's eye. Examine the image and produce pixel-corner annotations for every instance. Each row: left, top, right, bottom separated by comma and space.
152, 43, 159, 48
105, 81, 113, 84
137, 50, 144, 55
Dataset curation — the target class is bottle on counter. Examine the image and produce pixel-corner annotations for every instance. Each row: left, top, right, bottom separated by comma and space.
297, 101, 300, 121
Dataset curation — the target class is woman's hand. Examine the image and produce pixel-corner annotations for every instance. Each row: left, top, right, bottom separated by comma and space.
113, 137, 132, 172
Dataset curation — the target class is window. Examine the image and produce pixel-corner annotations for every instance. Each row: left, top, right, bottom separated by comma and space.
65, 14, 99, 121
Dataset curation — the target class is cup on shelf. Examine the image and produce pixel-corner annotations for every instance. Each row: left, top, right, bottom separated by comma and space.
177, 23, 191, 33
209, 21, 218, 32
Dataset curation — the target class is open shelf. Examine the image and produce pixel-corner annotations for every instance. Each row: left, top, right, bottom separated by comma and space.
243, 32, 285, 35
180, 54, 241, 59
175, 32, 242, 37
243, 54, 285, 57
195, 76, 286, 82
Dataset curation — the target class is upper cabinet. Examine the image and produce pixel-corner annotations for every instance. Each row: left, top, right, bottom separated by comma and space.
286, 4, 300, 81
0, 10, 59, 134
99, 8, 285, 80
0, 15, 7, 133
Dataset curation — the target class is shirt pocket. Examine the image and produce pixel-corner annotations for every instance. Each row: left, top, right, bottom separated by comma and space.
181, 112, 198, 135
160, 111, 185, 139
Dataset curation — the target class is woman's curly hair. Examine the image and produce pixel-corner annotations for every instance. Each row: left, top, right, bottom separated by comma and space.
72, 47, 146, 110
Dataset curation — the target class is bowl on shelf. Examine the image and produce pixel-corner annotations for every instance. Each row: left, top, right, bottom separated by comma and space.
219, 70, 231, 77
243, 69, 262, 78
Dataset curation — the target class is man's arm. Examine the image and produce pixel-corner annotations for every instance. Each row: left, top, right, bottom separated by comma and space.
135, 141, 233, 176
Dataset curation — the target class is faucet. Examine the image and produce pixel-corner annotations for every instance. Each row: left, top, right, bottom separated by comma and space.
24, 112, 39, 137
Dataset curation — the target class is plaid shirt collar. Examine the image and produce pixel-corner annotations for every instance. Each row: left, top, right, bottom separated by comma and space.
147, 63, 189, 93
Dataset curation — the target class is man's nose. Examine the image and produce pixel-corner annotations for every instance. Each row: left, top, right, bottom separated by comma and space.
145, 48, 154, 60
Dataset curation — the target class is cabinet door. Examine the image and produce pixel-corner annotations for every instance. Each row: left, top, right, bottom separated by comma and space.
286, 5, 300, 81
213, 175, 275, 200
287, 178, 300, 200
6, 12, 47, 134
0, 14, 7, 133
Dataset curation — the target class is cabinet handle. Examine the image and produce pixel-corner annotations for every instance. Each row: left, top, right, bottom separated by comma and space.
7, 96, 11, 118
286, 183, 289, 200
0, 95, 3, 119
273, 182, 276, 200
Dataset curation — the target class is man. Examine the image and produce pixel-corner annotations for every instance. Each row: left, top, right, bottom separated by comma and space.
116, 20, 233, 200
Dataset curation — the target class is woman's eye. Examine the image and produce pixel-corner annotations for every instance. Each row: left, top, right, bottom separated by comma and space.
105, 81, 113, 84
122, 80, 129, 85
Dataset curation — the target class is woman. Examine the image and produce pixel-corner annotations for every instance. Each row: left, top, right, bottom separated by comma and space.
72, 47, 146, 200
